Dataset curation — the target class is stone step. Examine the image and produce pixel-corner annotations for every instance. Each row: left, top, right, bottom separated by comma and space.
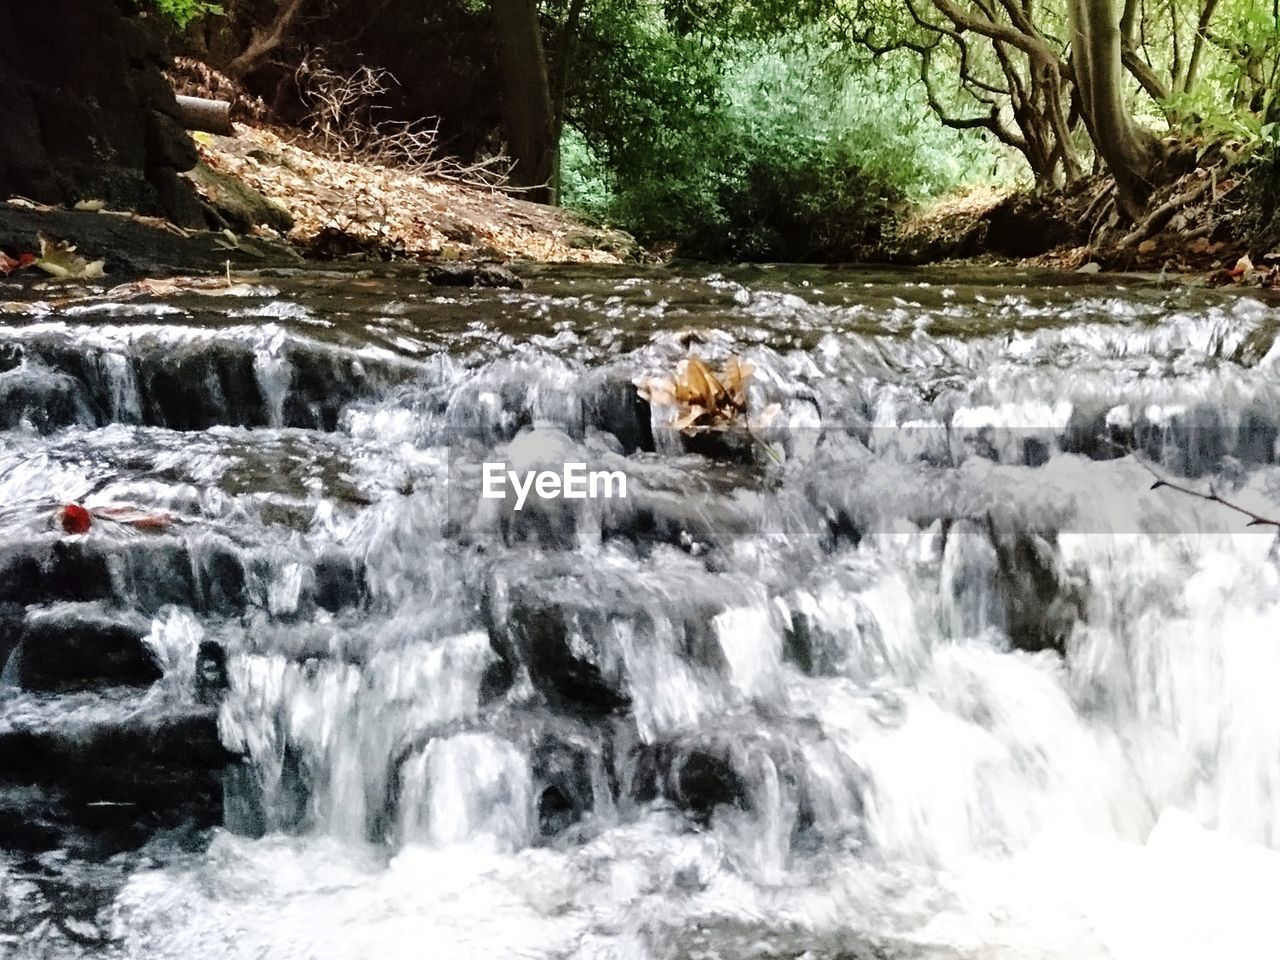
0, 692, 233, 856
0, 534, 368, 618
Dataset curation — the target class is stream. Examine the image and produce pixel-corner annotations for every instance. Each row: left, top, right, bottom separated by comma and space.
2, 264, 1279, 959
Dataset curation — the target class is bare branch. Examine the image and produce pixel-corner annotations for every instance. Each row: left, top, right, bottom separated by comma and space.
1106, 439, 1280, 529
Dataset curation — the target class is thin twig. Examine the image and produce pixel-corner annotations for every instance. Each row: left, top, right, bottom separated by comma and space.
1105, 438, 1280, 528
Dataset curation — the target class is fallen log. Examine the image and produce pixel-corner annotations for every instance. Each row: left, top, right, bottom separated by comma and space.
174, 95, 233, 136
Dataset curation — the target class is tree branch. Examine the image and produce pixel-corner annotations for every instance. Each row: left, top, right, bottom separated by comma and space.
226, 0, 310, 80
1107, 439, 1280, 529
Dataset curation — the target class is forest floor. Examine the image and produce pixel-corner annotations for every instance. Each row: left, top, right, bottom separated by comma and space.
187, 123, 637, 266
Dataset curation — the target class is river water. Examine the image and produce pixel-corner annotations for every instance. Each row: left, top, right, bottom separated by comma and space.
1, 265, 1279, 959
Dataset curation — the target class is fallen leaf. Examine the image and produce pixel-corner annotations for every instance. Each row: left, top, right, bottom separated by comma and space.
1229, 254, 1254, 282
0, 251, 36, 276
33, 235, 106, 280
636, 354, 758, 436
94, 504, 174, 531
58, 504, 92, 535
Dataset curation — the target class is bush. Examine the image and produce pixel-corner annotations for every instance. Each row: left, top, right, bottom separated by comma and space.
149, 0, 221, 28
562, 30, 998, 261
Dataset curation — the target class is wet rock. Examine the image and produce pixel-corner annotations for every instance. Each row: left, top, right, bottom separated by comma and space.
0, 537, 279, 618
631, 741, 749, 821
283, 347, 413, 432
0, 366, 91, 433
472, 429, 598, 549
423, 262, 523, 289
478, 657, 515, 705
485, 558, 739, 716
15, 606, 160, 693
676, 426, 761, 464
110, 540, 198, 612
194, 640, 229, 706
987, 524, 1086, 655
191, 537, 248, 614
0, 539, 113, 608
0, 702, 232, 856
135, 341, 267, 430
582, 374, 654, 454
311, 552, 368, 613
531, 735, 595, 837
600, 480, 768, 554
495, 582, 631, 715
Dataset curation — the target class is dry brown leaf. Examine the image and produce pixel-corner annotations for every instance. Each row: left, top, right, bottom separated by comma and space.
636, 354, 758, 436
1230, 254, 1255, 281
34, 234, 105, 280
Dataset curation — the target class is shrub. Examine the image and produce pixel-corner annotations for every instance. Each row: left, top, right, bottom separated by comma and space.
149, 0, 222, 28
562, 31, 999, 260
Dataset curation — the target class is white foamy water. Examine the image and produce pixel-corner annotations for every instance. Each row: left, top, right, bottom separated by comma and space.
2, 269, 1278, 960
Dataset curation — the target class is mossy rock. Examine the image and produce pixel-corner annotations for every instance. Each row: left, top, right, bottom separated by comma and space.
185, 161, 293, 235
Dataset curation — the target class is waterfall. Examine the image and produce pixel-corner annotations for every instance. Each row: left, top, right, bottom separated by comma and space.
1, 268, 1278, 959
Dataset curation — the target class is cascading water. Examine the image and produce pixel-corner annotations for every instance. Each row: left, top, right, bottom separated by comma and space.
2, 266, 1279, 960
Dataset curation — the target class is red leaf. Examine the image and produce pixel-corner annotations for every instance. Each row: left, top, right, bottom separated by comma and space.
58, 503, 93, 535
0, 251, 38, 276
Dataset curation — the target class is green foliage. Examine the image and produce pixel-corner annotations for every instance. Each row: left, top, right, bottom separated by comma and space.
149, 0, 222, 28
1162, 1, 1280, 153
562, 23, 998, 260
558, 127, 612, 222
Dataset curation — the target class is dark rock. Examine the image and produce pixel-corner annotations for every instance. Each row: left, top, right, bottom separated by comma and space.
109, 540, 198, 612
311, 552, 367, 612
485, 558, 740, 717
987, 524, 1086, 655
499, 587, 630, 715
191, 537, 248, 613
146, 166, 209, 230
424, 262, 524, 289
194, 640, 229, 705
0, 204, 301, 280
136, 341, 268, 430
478, 657, 515, 705
582, 374, 654, 454
0, 539, 114, 607
282, 346, 413, 432
0, 702, 232, 856
0, 0, 202, 221
0, 366, 92, 433
15, 606, 160, 692
146, 110, 200, 174
531, 735, 595, 837
677, 427, 761, 464
631, 741, 749, 822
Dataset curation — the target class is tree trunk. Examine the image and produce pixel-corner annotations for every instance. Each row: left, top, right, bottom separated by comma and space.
492, 0, 557, 204
225, 0, 310, 81
1068, 0, 1163, 218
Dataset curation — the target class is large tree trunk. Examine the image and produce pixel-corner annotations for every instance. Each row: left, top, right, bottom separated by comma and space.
492, 0, 557, 204
1068, 0, 1163, 218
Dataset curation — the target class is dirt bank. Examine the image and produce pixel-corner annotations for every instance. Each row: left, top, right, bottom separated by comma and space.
889, 162, 1280, 288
